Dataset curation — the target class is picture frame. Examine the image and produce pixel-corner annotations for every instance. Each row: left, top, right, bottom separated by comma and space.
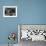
3, 6, 17, 17
18, 24, 46, 42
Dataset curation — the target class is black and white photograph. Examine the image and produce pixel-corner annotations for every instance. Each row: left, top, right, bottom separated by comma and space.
18, 25, 46, 46
3, 6, 17, 17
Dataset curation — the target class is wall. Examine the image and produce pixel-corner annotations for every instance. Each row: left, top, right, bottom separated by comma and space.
0, 0, 46, 44
0, 0, 18, 44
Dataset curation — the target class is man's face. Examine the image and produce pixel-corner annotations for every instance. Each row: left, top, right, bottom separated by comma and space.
5, 8, 15, 16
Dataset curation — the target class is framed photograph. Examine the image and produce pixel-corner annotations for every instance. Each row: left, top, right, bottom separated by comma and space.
18, 24, 46, 42
3, 6, 17, 17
